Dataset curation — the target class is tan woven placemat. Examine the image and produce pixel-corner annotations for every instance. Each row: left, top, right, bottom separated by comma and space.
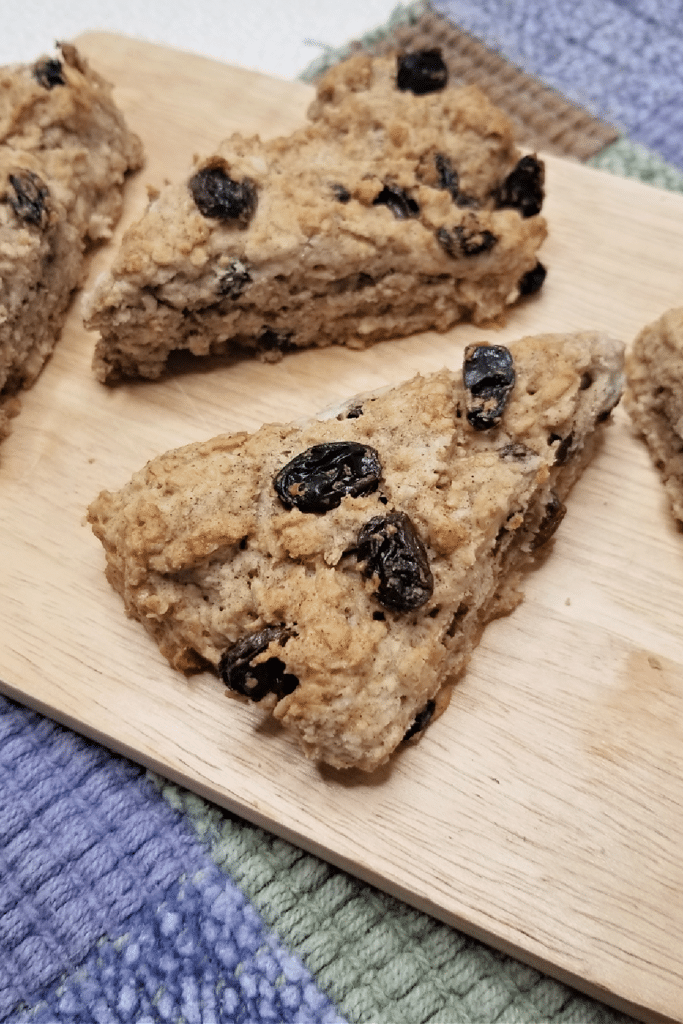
303, 3, 618, 161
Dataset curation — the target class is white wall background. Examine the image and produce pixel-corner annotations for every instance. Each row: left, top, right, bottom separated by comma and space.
1, 0, 406, 79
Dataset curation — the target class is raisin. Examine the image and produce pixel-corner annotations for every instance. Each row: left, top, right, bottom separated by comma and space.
437, 220, 497, 258
455, 194, 479, 209
530, 491, 566, 550
7, 171, 50, 228
397, 49, 448, 95
593, 393, 622, 421
257, 328, 293, 357
434, 154, 478, 207
447, 603, 469, 636
373, 184, 419, 219
219, 626, 298, 701
331, 183, 350, 203
403, 699, 436, 741
548, 433, 574, 465
33, 58, 65, 89
218, 258, 251, 298
343, 404, 364, 419
189, 166, 257, 225
274, 441, 382, 513
495, 155, 545, 218
499, 442, 535, 462
357, 511, 433, 611
435, 153, 459, 199
518, 261, 547, 295
463, 344, 516, 431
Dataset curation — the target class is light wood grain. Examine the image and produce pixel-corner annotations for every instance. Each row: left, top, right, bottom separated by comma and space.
1, 31, 682, 1023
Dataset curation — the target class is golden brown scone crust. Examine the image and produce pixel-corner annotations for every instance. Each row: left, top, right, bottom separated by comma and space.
0, 43, 142, 440
625, 307, 683, 522
84, 51, 547, 383
88, 331, 624, 771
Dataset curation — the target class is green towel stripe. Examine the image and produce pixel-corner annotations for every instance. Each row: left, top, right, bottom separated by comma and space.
589, 138, 683, 194
150, 772, 633, 1024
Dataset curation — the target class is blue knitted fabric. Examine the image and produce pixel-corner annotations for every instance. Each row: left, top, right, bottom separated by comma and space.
433, 0, 683, 170
0, 696, 345, 1024
2, 3, 682, 1021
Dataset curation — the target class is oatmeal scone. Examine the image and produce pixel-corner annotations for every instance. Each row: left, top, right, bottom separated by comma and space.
88, 331, 624, 771
0, 42, 143, 441
84, 49, 547, 384
625, 307, 683, 523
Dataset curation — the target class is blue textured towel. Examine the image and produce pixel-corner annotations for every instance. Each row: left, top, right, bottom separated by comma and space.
1, 697, 345, 1023
3, 3, 682, 1021
434, 0, 683, 170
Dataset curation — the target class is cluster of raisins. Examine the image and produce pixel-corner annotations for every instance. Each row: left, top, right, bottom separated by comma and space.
221, 343, 520, 726
310, 59, 546, 311
216, 52, 551, 750
222, 441, 435, 728
273, 441, 433, 611
430, 152, 544, 293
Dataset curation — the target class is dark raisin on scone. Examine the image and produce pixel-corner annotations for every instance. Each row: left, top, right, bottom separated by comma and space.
87, 331, 624, 772
0, 42, 143, 443
625, 307, 683, 523
83, 49, 547, 384
396, 49, 449, 95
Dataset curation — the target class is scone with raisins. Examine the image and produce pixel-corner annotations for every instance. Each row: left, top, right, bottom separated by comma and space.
625, 307, 683, 523
0, 43, 142, 441
84, 48, 547, 384
87, 331, 624, 771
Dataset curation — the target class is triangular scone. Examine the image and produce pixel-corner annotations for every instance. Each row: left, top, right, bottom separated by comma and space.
0, 43, 143, 442
625, 307, 683, 523
84, 50, 547, 383
88, 332, 623, 771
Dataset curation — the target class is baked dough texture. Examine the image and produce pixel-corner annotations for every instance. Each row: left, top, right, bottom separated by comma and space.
625, 307, 683, 523
84, 50, 547, 383
0, 42, 142, 441
88, 331, 624, 772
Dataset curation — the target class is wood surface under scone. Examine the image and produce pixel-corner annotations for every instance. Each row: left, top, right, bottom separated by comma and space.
625, 307, 683, 523
0, 42, 142, 442
88, 331, 624, 771
84, 49, 547, 383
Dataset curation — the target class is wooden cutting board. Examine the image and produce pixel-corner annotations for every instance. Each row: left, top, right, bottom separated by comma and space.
1, 32, 682, 1022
